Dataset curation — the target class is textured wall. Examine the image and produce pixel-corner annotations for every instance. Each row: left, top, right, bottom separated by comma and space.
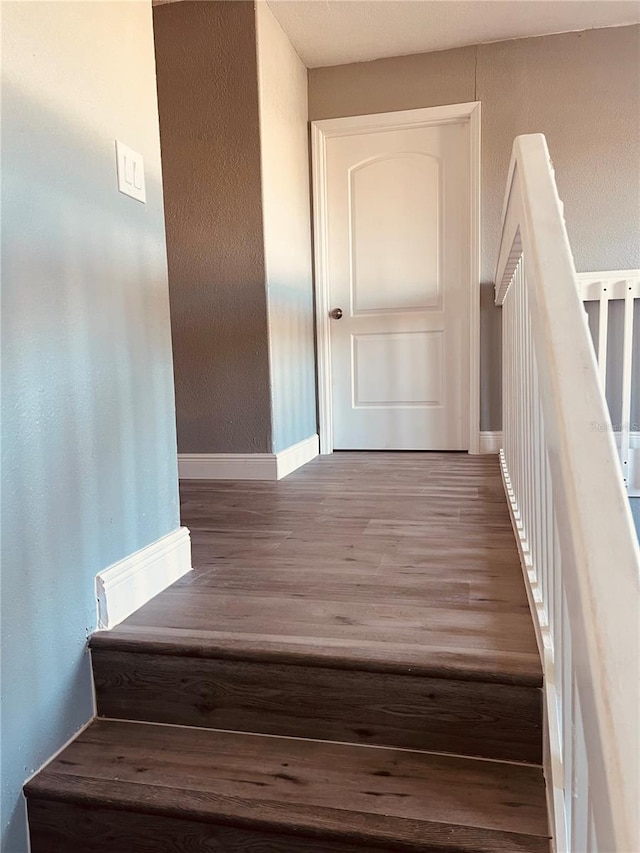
478, 26, 640, 280
1, 3, 179, 850
309, 44, 476, 119
256, 1, 317, 453
309, 25, 640, 431
154, 0, 272, 453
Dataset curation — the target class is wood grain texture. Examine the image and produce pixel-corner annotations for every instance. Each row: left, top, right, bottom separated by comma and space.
91, 625, 542, 686
106, 453, 541, 678
92, 648, 542, 763
91, 453, 542, 762
28, 798, 550, 853
29, 455, 550, 851
26, 719, 550, 853
116, 590, 537, 651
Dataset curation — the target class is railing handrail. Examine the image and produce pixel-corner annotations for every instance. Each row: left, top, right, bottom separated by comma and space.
495, 134, 639, 852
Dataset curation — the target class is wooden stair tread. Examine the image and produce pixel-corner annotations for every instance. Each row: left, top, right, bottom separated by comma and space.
87, 456, 543, 766
91, 623, 542, 687
112, 453, 542, 697
118, 588, 539, 656
27, 719, 549, 852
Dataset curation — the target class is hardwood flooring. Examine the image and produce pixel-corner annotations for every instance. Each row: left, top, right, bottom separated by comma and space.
119, 453, 540, 671
27, 719, 549, 853
90, 453, 543, 763
28, 452, 549, 851
91, 648, 542, 762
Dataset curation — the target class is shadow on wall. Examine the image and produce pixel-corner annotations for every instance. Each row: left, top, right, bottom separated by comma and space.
267, 277, 317, 454
1, 79, 179, 852
153, 0, 274, 456
480, 281, 502, 431
167, 273, 273, 454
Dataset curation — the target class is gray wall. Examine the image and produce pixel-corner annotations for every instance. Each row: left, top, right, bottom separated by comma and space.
154, 0, 272, 454
256, 2, 317, 453
309, 25, 640, 431
1, 3, 180, 850
586, 299, 640, 441
631, 499, 640, 541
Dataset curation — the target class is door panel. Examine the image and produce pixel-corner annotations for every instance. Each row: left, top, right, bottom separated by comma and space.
350, 155, 440, 312
325, 117, 471, 450
352, 331, 444, 407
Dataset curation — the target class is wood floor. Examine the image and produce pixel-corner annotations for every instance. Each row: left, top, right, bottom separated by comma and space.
118, 452, 540, 671
92, 453, 543, 762
28, 719, 549, 853
26, 452, 549, 852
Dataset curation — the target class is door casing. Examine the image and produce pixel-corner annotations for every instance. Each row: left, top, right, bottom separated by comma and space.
311, 102, 481, 454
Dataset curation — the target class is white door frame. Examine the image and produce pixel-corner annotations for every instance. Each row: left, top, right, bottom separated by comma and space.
311, 102, 481, 455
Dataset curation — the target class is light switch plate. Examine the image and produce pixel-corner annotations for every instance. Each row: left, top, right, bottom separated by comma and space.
115, 140, 146, 203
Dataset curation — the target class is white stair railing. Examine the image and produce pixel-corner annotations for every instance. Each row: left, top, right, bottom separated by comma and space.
577, 271, 640, 496
495, 134, 639, 853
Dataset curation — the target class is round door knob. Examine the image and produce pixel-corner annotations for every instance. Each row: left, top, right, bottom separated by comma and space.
329, 308, 343, 320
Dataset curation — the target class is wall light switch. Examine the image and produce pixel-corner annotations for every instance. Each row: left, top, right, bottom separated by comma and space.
115, 140, 146, 203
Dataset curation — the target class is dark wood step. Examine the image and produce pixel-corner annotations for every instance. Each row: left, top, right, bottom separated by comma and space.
26, 719, 550, 853
90, 630, 543, 764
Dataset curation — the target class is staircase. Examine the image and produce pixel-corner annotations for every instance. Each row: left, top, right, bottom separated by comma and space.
25, 453, 550, 853
494, 134, 639, 852
22, 132, 639, 852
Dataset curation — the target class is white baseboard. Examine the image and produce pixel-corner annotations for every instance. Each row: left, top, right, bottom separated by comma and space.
96, 527, 192, 629
178, 434, 319, 481
478, 431, 503, 454
275, 434, 320, 479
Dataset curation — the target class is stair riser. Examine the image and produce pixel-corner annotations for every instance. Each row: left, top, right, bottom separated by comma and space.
27, 799, 550, 853
92, 649, 542, 764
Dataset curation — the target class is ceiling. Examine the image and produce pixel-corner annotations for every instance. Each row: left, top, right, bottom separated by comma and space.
265, 0, 640, 68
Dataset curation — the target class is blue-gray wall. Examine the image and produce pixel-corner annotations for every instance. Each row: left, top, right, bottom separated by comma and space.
1, 4, 180, 850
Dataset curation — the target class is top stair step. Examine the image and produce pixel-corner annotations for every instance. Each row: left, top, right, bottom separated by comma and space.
90, 625, 543, 765
90, 623, 543, 686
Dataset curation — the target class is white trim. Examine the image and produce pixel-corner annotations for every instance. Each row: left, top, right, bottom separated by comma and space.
576, 271, 640, 495
23, 718, 96, 791
576, 269, 640, 298
467, 103, 482, 454
311, 102, 481, 455
616, 430, 640, 497
95, 527, 192, 630
478, 431, 502, 454
275, 434, 320, 479
311, 118, 333, 455
178, 434, 319, 481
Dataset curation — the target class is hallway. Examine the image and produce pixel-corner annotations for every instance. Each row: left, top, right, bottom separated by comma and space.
118, 452, 541, 680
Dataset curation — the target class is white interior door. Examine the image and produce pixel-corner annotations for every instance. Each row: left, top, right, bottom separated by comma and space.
318, 110, 473, 450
